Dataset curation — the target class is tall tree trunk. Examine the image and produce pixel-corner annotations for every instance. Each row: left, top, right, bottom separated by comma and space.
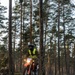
50, 37, 53, 75
54, 40, 57, 75
9, 0, 14, 75
63, 1, 67, 75
45, 18, 47, 44
39, 0, 45, 75
20, 2, 23, 73
58, 0, 60, 75
44, 18, 47, 75
73, 43, 75, 75
22, 2, 25, 51
66, 43, 70, 75
30, 0, 32, 44
61, 58, 63, 75
13, 23, 16, 72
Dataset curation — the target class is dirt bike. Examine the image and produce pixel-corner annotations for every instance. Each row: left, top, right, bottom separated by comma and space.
23, 58, 39, 75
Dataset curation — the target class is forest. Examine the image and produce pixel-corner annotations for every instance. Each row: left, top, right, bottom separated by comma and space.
0, 0, 75, 75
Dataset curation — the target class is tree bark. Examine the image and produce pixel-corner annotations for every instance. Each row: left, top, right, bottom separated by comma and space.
20, 2, 23, 73
9, 0, 14, 75
30, 0, 32, 44
39, 0, 45, 75
58, 0, 60, 75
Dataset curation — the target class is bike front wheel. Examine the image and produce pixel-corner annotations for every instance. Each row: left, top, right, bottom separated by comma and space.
23, 67, 29, 75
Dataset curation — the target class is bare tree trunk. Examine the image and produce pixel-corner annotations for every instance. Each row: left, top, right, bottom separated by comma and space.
45, 18, 47, 44
58, 0, 60, 75
13, 22, 16, 72
39, 0, 45, 75
54, 40, 57, 75
9, 0, 14, 75
62, 0, 67, 75
20, 2, 23, 73
66, 43, 70, 75
30, 0, 32, 44
46, 54, 50, 75
73, 43, 75, 75
61, 58, 63, 75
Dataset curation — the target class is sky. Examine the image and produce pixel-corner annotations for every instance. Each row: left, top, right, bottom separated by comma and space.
0, 0, 15, 7
0, 0, 75, 6
0, 0, 15, 44
0, 0, 75, 45
0, 0, 75, 18
0, 0, 15, 17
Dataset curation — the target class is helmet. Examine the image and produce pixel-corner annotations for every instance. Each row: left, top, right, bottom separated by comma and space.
28, 44, 34, 50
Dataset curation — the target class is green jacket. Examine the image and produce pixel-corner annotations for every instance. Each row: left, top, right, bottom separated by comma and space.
28, 48, 37, 59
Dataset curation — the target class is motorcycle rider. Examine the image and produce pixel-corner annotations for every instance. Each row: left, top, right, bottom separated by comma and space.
27, 44, 38, 59
23, 44, 38, 75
